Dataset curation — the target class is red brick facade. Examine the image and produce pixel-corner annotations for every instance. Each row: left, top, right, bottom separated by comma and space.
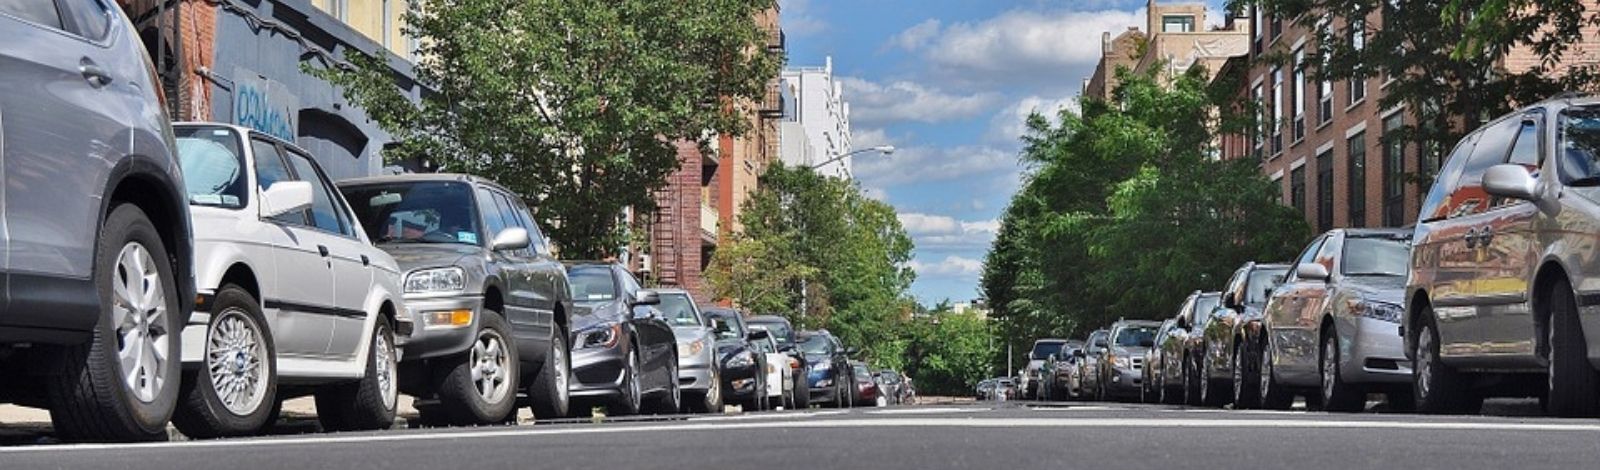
649, 141, 711, 303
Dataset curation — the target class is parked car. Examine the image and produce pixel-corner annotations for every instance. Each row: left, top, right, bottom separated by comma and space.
1042, 340, 1084, 401
338, 174, 573, 423
1213, 262, 1291, 409
1071, 329, 1110, 400
975, 379, 997, 400
1405, 97, 1600, 417
170, 123, 405, 436
1021, 338, 1068, 400
749, 328, 797, 409
747, 315, 808, 408
1259, 229, 1412, 412
849, 361, 884, 407
799, 329, 856, 407
653, 289, 722, 413
702, 308, 771, 411
1179, 292, 1223, 406
563, 263, 680, 416
1143, 319, 1179, 403
0, 1, 196, 442
1155, 296, 1198, 405
1099, 320, 1159, 401
991, 378, 1017, 401
875, 369, 909, 405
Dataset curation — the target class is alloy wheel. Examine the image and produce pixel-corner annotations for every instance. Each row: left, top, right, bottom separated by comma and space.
376, 325, 397, 411
1321, 336, 1337, 405
112, 242, 171, 403
1416, 327, 1435, 402
1260, 340, 1272, 400
625, 349, 641, 409
553, 339, 570, 406
206, 307, 269, 416
472, 330, 513, 404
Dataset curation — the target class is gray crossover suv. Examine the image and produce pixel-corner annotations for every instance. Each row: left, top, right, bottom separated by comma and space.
1099, 320, 1159, 400
1407, 95, 1600, 417
340, 174, 573, 424
0, 0, 195, 441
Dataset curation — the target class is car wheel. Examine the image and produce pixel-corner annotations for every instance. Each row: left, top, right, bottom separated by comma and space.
173, 285, 276, 438
1413, 315, 1479, 414
315, 320, 399, 431
1546, 278, 1600, 417
1200, 353, 1229, 407
649, 357, 682, 415
434, 311, 519, 425
1260, 335, 1293, 410
1183, 357, 1201, 406
529, 325, 571, 419
1233, 339, 1260, 410
49, 205, 182, 442
1320, 329, 1365, 412
791, 371, 808, 409
608, 346, 643, 416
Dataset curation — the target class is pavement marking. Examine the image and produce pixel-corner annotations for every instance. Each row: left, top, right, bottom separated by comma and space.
9, 416, 1600, 454
865, 407, 985, 415
1029, 406, 1128, 412
688, 410, 848, 422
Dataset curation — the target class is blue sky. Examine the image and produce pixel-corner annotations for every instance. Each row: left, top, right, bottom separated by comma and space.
780, 0, 1229, 304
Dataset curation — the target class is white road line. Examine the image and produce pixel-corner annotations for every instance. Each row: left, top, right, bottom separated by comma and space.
688, 410, 848, 422
7, 417, 1600, 454
1030, 406, 1127, 412
866, 407, 985, 415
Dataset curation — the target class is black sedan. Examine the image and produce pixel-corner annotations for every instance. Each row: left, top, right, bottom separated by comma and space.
702, 308, 771, 411
565, 263, 681, 415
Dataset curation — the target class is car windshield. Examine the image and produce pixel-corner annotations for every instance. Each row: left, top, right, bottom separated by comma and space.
708, 313, 742, 340
341, 181, 482, 246
1029, 342, 1064, 360
1246, 269, 1286, 305
1195, 294, 1221, 322
749, 321, 793, 347
1342, 236, 1410, 277
175, 126, 247, 209
798, 334, 833, 355
1087, 332, 1108, 352
1114, 327, 1156, 347
1560, 105, 1600, 183
567, 266, 616, 302
657, 294, 701, 327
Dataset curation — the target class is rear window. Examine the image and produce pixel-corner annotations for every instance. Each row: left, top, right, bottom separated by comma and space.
750, 321, 793, 346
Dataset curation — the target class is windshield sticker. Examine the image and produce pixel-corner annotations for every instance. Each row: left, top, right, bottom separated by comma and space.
458, 232, 478, 244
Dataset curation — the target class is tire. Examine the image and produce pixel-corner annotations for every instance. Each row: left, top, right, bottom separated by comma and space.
528, 324, 571, 419
1260, 335, 1293, 410
1546, 278, 1600, 418
1183, 357, 1202, 406
1413, 316, 1480, 414
49, 204, 182, 442
832, 374, 846, 408
1201, 353, 1231, 407
608, 346, 643, 416
790, 370, 807, 409
648, 355, 681, 415
173, 285, 277, 438
315, 320, 399, 431
1233, 339, 1260, 410
433, 311, 519, 425
1320, 329, 1365, 412
689, 365, 724, 413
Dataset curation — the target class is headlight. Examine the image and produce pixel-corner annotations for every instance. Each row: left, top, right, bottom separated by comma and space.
679, 339, 705, 358
577, 323, 621, 349
727, 351, 754, 368
405, 267, 466, 294
1115, 357, 1131, 368
1349, 299, 1403, 323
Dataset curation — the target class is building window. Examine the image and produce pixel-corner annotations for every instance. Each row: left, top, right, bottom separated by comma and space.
333, 0, 349, 21
1317, 148, 1334, 232
1318, 76, 1334, 125
1272, 176, 1285, 204
1348, 131, 1367, 228
1348, 19, 1367, 105
1291, 165, 1307, 216
1293, 49, 1306, 141
1383, 114, 1406, 227
1252, 84, 1265, 158
1163, 15, 1195, 33
1272, 68, 1284, 155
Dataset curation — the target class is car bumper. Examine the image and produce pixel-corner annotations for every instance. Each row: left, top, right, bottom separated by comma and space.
722, 363, 761, 399
569, 344, 628, 398
1340, 317, 1413, 384
395, 295, 483, 362
1104, 366, 1143, 396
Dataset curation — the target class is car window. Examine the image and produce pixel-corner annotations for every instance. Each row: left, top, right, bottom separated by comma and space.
1419, 135, 1477, 222
1087, 331, 1108, 352
1342, 236, 1410, 277
799, 334, 833, 355
618, 268, 642, 295
752, 321, 794, 347
1508, 119, 1542, 167
251, 139, 305, 225
1194, 294, 1221, 322
1450, 122, 1519, 218
568, 265, 617, 302
658, 293, 701, 327
1313, 233, 1342, 270
1558, 105, 1600, 185
342, 181, 483, 246
0, 0, 65, 29
490, 191, 530, 254
709, 313, 743, 340
1029, 342, 1063, 360
1114, 326, 1155, 347
510, 198, 551, 256
61, 0, 109, 39
1246, 267, 1288, 305
477, 187, 509, 242
282, 150, 349, 235
1289, 236, 1326, 282
175, 126, 247, 209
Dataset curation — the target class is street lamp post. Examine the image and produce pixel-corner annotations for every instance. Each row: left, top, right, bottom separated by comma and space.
808, 145, 895, 170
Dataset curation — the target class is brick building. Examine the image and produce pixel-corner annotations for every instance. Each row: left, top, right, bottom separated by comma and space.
1082, 1, 1248, 101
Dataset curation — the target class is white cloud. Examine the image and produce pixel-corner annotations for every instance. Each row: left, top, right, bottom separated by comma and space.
778, 0, 827, 36
899, 213, 1000, 251
854, 144, 1016, 188
893, 9, 1145, 84
986, 95, 1080, 144
851, 127, 894, 149
840, 77, 1003, 126
861, 186, 890, 202
909, 255, 985, 277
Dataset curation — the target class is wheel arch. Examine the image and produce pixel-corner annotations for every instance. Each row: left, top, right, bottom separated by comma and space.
1531, 258, 1575, 361
103, 161, 194, 320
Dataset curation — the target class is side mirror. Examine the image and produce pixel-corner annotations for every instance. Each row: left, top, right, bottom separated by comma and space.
491, 227, 531, 251
1484, 164, 1540, 201
630, 289, 661, 307
260, 181, 313, 218
1222, 291, 1241, 310
1296, 262, 1330, 282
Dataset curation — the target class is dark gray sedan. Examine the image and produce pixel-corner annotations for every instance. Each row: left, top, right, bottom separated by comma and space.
565, 263, 680, 415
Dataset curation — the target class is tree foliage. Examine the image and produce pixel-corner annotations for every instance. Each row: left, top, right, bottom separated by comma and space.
982, 69, 1309, 365
311, 0, 782, 258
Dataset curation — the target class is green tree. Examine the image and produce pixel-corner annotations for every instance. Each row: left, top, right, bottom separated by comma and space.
311, 0, 781, 258
900, 312, 996, 395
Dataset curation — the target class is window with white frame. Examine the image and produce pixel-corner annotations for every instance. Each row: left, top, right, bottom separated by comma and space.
1252, 83, 1265, 157
1272, 67, 1284, 154
1293, 48, 1306, 141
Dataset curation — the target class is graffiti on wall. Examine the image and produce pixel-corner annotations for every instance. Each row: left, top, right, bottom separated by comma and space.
233, 68, 298, 142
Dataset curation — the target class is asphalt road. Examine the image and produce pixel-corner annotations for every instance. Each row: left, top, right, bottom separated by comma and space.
3, 401, 1599, 470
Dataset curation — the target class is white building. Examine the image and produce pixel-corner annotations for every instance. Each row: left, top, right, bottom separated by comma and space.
780, 56, 853, 178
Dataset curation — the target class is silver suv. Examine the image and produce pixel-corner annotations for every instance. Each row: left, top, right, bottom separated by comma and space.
0, 1, 194, 442
1406, 95, 1600, 417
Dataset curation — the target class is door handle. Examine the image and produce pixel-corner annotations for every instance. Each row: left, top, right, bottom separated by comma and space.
317, 245, 330, 257
79, 59, 112, 88
1479, 228, 1495, 246
361, 254, 370, 266
1463, 229, 1480, 248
